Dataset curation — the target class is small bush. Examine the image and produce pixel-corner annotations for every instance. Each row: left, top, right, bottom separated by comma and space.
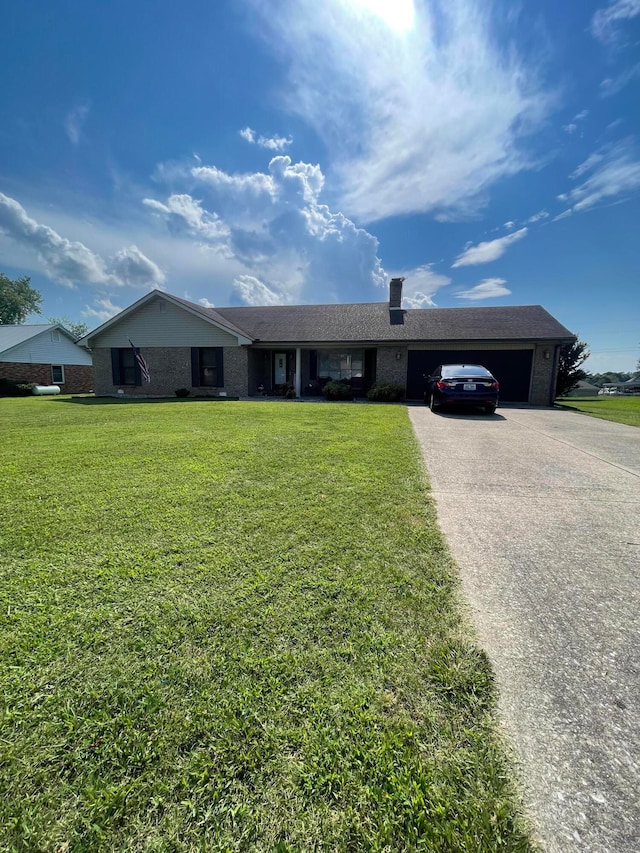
367, 382, 405, 402
175, 388, 190, 398
0, 378, 34, 397
322, 380, 353, 401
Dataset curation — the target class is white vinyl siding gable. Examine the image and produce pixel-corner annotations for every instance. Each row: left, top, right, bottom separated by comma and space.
0, 331, 92, 365
92, 298, 241, 348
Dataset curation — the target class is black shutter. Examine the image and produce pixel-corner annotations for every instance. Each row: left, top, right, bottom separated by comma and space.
216, 348, 224, 388
111, 349, 120, 385
191, 348, 200, 387
309, 349, 318, 380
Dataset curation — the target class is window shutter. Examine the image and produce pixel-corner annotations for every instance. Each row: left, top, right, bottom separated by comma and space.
111, 349, 120, 385
309, 349, 318, 380
216, 348, 224, 388
191, 348, 200, 387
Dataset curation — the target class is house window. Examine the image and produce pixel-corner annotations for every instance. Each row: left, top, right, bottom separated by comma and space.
111, 347, 139, 386
191, 347, 224, 388
51, 330, 60, 342
318, 349, 364, 381
51, 365, 65, 384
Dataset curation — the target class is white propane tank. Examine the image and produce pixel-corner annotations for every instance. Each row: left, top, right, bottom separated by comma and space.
32, 385, 61, 395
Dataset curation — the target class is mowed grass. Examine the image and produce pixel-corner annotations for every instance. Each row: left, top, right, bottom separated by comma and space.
556, 395, 640, 427
0, 398, 531, 852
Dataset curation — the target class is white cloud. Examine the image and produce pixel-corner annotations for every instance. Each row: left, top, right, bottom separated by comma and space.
248, 0, 552, 223
600, 63, 640, 96
560, 140, 640, 213
503, 220, 516, 230
239, 126, 293, 152
82, 296, 123, 322
108, 246, 166, 287
526, 209, 549, 223
198, 297, 215, 308
64, 101, 90, 145
396, 264, 451, 308
148, 155, 386, 304
451, 227, 528, 268
591, 0, 640, 44
0, 192, 164, 288
574, 110, 589, 121
143, 194, 230, 243
232, 275, 289, 305
456, 278, 511, 300
563, 123, 578, 135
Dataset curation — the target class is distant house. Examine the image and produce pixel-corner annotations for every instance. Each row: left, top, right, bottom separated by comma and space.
79, 279, 575, 406
0, 325, 93, 393
566, 380, 600, 397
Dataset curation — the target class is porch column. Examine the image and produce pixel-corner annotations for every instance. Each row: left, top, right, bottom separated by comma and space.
295, 347, 301, 398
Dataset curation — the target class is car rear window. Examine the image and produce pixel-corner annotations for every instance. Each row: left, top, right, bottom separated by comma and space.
441, 365, 491, 377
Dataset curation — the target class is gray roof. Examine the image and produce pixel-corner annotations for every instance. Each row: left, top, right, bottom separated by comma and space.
204, 302, 575, 344
0, 324, 58, 354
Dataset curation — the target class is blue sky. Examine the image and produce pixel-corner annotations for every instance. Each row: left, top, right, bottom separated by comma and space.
1, 0, 639, 372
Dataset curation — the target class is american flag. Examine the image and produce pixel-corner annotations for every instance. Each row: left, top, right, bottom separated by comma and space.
129, 340, 151, 383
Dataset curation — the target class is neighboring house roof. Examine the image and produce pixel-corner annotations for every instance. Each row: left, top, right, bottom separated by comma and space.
0, 323, 93, 366
0, 324, 58, 354
212, 302, 575, 344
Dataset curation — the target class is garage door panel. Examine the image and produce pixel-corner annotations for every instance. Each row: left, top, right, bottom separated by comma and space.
406, 350, 533, 402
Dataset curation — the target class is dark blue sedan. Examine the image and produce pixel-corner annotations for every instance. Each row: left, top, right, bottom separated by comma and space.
425, 364, 499, 414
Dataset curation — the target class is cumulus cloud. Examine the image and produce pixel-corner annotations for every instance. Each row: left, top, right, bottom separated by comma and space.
395, 264, 451, 308
563, 123, 578, 135
198, 297, 215, 308
451, 227, 528, 268
147, 155, 386, 304
591, 0, 640, 44
456, 278, 511, 300
239, 126, 293, 151
108, 246, 166, 287
0, 192, 164, 288
248, 0, 552, 223
64, 101, 90, 145
231, 275, 289, 305
558, 140, 640, 213
82, 296, 123, 322
143, 194, 230, 243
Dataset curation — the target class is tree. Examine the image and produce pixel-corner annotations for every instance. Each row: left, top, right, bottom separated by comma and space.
556, 340, 590, 397
0, 273, 42, 324
47, 317, 89, 341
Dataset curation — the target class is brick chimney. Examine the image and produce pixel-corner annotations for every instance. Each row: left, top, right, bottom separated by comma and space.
389, 277, 405, 324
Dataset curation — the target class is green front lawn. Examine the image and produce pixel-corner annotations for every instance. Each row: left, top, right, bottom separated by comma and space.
556, 395, 640, 427
0, 398, 531, 851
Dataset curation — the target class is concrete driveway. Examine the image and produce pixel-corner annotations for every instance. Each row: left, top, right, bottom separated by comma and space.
409, 405, 640, 853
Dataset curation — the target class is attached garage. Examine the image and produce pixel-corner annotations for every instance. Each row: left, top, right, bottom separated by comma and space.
406, 348, 534, 402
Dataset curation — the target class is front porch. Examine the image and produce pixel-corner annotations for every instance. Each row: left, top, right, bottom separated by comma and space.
247, 347, 378, 398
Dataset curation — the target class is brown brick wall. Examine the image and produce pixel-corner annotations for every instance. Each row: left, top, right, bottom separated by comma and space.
92, 346, 248, 397
0, 362, 94, 393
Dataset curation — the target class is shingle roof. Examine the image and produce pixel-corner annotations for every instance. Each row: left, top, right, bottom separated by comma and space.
206, 302, 575, 344
0, 324, 57, 354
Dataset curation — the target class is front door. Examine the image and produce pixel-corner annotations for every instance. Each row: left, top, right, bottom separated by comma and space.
274, 353, 287, 385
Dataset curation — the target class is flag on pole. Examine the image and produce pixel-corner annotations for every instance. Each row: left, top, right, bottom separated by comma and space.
129, 339, 151, 383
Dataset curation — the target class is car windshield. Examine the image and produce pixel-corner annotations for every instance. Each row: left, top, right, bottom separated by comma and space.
441, 365, 492, 377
